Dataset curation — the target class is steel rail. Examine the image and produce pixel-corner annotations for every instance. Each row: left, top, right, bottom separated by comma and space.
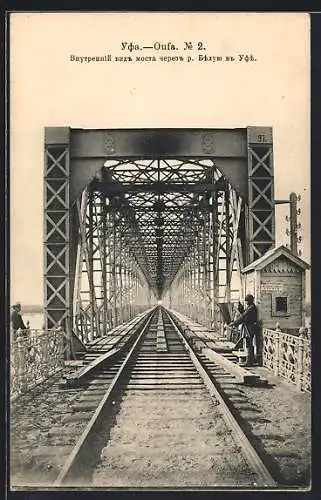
64, 308, 157, 386
165, 309, 277, 488
54, 306, 276, 487
53, 310, 155, 486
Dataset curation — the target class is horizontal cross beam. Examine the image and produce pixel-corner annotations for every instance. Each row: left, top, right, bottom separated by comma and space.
92, 180, 223, 195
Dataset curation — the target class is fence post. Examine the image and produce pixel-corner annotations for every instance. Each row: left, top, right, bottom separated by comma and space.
297, 328, 305, 391
274, 323, 281, 377
256, 321, 263, 366
17, 331, 27, 394
41, 331, 50, 378
56, 326, 69, 361
54, 327, 64, 369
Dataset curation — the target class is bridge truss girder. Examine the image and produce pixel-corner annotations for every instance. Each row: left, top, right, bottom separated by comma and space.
72, 188, 152, 343
44, 127, 275, 340
163, 179, 245, 330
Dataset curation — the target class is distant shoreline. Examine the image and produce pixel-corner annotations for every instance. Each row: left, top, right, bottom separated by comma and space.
20, 306, 43, 314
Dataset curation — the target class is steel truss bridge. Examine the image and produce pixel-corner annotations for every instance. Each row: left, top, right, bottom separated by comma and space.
44, 127, 275, 344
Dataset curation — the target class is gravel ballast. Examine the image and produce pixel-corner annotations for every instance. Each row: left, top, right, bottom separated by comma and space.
92, 388, 258, 488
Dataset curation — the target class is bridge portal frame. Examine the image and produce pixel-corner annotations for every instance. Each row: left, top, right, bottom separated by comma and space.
44, 126, 275, 337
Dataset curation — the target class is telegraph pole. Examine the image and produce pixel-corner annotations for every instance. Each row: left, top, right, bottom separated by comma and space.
289, 192, 298, 255
275, 192, 302, 256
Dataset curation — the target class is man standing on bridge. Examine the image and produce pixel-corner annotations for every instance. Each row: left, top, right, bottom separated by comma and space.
11, 302, 27, 340
228, 294, 259, 367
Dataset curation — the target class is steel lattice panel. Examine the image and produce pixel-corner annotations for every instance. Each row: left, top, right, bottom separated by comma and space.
97, 158, 221, 299
44, 144, 70, 330
247, 127, 275, 263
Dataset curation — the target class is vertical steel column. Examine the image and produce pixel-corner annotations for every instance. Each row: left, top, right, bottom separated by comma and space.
126, 258, 131, 320
130, 261, 135, 318
191, 253, 196, 320
134, 268, 138, 315
210, 183, 217, 329
184, 261, 188, 317
189, 249, 194, 320
211, 187, 219, 330
128, 252, 133, 318
100, 194, 108, 336
185, 264, 188, 317
215, 189, 225, 301
214, 183, 230, 330
225, 187, 231, 304
93, 194, 102, 339
201, 217, 208, 326
44, 128, 71, 333
111, 209, 118, 327
73, 189, 89, 342
116, 225, 123, 324
203, 201, 212, 329
122, 247, 128, 322
106, 205, 112, 330
228, 189, 244, 303
247, 126, 275, 264
87, 191, 96, 341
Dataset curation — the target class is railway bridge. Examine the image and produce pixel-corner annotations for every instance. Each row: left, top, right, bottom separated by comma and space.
10, 127, 311, 489
44, 126, 276, 340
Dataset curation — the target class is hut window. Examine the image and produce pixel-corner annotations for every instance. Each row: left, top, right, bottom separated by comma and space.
272, 294, 289, 316
275, 296, 288, 313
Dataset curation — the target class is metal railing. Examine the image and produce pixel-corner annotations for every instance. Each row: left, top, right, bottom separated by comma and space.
262, 327, 311, 392
224, 325, 243, 344
10, 328, 66, 400
74, 305, 151, 344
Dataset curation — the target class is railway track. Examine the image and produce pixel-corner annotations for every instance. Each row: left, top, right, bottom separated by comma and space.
12, 307, 277, 488
39, 306, 276, 488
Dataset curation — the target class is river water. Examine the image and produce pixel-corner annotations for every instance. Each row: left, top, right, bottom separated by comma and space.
23, 312, 44, 330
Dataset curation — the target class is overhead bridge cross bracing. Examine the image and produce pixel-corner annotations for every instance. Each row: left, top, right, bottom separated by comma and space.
44, 127, 275, 342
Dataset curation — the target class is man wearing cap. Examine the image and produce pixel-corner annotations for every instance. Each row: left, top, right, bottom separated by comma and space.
228, 294, 258, 367
11, 302, 27, 340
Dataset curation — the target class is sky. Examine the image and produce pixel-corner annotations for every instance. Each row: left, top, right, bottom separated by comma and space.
10, 12, 310, 305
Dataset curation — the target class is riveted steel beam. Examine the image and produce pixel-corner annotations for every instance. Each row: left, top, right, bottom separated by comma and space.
44, 126, 275, 341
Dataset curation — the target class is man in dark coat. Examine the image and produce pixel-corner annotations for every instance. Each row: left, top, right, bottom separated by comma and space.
229, 294, 259, 366
11, 302, 27, 339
